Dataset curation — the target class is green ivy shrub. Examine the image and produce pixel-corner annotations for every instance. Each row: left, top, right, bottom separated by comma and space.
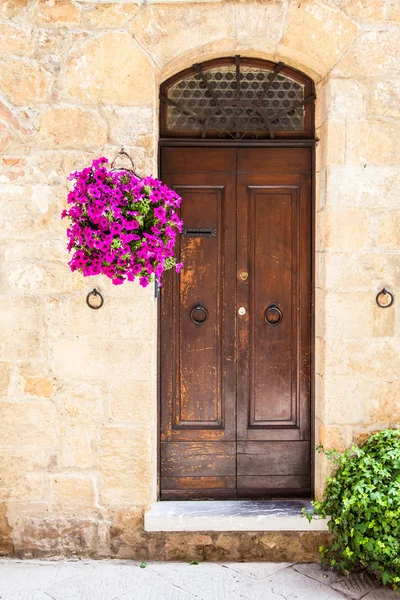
307, 429, 400, 588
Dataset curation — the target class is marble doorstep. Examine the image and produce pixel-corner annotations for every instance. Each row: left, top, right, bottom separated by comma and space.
144, 500, 330, 531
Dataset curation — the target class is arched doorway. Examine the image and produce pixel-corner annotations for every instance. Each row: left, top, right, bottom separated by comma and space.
159, 57, 315, 500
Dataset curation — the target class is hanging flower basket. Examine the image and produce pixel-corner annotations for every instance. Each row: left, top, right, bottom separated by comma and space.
62, 152, 183, 287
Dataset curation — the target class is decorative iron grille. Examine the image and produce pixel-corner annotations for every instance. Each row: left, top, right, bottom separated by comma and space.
160, 56, 315, 140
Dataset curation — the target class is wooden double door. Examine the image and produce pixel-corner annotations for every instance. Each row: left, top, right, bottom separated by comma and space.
160, 147, 312, 500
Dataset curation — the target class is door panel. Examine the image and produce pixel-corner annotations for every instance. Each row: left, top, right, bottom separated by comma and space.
160, 149, 237, 499
237, 475, 311, 497
236, 150, 312, 497
160, 146, 312, 500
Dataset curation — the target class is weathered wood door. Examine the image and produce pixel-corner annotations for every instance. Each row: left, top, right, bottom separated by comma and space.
160, 147, 312, 499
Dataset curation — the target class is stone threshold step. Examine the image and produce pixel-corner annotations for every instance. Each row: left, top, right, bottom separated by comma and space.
144, 500, 330, 532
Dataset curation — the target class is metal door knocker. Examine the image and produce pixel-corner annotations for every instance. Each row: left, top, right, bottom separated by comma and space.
86, 288, 104, 310
265, 303, 283, 326
376, 288, 394, 309
190, 304, 208, 325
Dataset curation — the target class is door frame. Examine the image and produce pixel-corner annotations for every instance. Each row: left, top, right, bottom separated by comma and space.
157, 138, 317, 499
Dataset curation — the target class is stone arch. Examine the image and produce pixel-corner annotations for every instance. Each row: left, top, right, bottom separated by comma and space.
130, 1, 359, 83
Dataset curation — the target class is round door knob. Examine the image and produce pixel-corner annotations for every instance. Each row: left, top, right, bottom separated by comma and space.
265, 303, 283, 326
238, 307, 246, 316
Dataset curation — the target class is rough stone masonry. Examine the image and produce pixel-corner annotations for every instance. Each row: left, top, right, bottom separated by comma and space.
0, 0, 399, 559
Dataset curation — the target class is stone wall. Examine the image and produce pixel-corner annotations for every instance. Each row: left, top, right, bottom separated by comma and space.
0, 0, 399, 558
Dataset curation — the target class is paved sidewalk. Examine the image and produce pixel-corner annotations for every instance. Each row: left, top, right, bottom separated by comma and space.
0, 559, 398, 600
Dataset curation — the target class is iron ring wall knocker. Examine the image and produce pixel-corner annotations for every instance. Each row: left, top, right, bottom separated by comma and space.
190, 304, 208, 325
265, 303, 283, 326
376, 288, 394, 309
86, 288, 104, 310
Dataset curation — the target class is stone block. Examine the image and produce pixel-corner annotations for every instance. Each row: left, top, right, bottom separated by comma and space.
315, 168, 326, 212
0, 330, 42, 363
343, 0, 386, 23
316, 120, 346, 167
83, 3, 140, 28
0, 59, 50, 106
77, 274, 156, 300
59, 423, 96, 469
324, 79, 365, 120
65, 296, 154, 341
37, 107, 107, 150
333, 31, 400, 77
66, 33, 154, 105
389, 1, 400, 20
325, 291, 374, 339
109, 380, 155, 424
16, 518, 98, 557
315, 79, 327, 129
6, 502, 49, 528
36, 0, 81, 25
279, 0, 358, 79
0, 401, 57, 452
50, 476, 97, 515
326, 165, 400, 208
314, 287, 326, 340
18, 150, 92, 185
52, 338, 154, 383
0, 503, 12, 556
367, 79, 400, 119
130, 4, 235, 68
102, 106, 154, 147
0, 452, 45, 501
0, 184, 53, 239
55, 381, 106, 425
324, 252, 400, 291
110, 507, 145, 558
31, 27, 69, 59
323, 377, 369, 425
0, 0, 29, 19
324, 209, 371, 252
0, 502, 14, 556
235, 2, 287, 53
0, 156, 27, 183
0, 296, 43, 361
0, 24, 31, 57
369, 380, 400, 425
3, 261, 85, 295
99, 427, 152, 507
347, 120, 400, 166
318, 424, 351, 452
24, 377, 53, 399
377, 210, 400, 250
372, 301, 395, 337
339, 340, 400, 379
0, 362, 10, 398
315, 211, 326, 252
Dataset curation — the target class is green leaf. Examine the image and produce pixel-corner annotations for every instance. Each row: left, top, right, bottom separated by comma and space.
140, 562, 147, 569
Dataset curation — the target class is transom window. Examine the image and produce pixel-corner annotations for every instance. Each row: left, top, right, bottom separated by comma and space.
160, 56, 315, 140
